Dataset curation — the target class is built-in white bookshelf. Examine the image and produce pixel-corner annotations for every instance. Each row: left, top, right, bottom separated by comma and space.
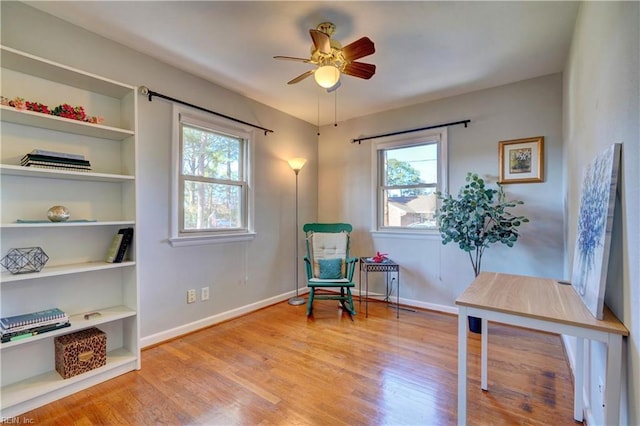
0, 45, 140, 418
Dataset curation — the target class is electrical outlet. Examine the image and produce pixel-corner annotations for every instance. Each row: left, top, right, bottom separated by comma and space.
187, 289, 196, 304
201, 286, 210, 301
598, 376, 605, 407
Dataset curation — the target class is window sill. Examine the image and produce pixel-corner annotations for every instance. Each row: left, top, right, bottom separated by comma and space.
370, 229, 441, 240
169, 231, 256, 247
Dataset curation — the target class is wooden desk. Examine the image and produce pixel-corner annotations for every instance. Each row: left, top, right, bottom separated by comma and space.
456, 272, 628, 426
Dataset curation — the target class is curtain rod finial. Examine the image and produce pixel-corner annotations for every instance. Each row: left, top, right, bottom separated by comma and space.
139, 86, 149, 95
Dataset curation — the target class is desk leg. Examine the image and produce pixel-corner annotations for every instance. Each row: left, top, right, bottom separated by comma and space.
458, 306, 468, 426
481, 317, 488, 391
605, 334, 622, 426
574, 337, 584, 422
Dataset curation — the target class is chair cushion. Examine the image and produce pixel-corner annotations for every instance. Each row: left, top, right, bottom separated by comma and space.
308, 278, 352, 285
318, 258, 343, 279
310, 232, 347, 278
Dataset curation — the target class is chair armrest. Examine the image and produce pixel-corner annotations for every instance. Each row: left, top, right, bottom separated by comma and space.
345, 256, 358, 281
303, 256, 312, 278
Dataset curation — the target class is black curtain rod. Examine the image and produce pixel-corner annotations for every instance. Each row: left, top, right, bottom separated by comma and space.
352, 119, 470, 144
140, 86, 274, 135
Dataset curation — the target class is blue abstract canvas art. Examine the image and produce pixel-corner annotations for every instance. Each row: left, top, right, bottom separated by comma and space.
571, 143, 621, 319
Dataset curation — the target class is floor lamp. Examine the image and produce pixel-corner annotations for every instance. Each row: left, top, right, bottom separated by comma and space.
288, 157, 306, 306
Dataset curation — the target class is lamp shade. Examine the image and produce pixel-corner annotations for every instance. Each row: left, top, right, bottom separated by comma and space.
288, 157, 307, 172
314, 65, 340, 89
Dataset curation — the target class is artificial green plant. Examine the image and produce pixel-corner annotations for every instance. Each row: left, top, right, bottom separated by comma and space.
437, 173, 530, 277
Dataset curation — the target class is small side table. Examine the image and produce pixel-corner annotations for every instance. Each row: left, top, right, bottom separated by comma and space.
359, 257, 400, 318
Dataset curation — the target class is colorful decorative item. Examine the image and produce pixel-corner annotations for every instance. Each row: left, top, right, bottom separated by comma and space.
0, 247, 49, 274
1, 96, 104, 124
47, 205, 70, 222
372, 252, 388, 263
571, 143, 621, 320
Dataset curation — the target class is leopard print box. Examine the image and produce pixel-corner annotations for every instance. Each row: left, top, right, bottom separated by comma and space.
55, 327, 106, 379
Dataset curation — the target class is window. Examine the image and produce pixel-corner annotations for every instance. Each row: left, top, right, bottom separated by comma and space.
373, 128, 447, 232
170, 106, 255, 246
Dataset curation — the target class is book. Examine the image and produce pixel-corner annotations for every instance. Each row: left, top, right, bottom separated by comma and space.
1, 315, 70, 334
17, 219, 96, 223
106, 233, 124, 263
21, 154, 91, 167
114, 227, 134, 263
29, 149, 85, 161
22, 162, 91, 172
1, 308, 66, 330
1, 322, 71, 343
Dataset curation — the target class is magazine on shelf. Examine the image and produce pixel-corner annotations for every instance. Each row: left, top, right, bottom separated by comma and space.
29, 149, 85, 161
1, 315, 70, 334
1, 322, 71, 343
1, 307, 67, 330
22, 162, 91, 172
114, 227, 134, 263
21, 154, 91, 167
106, 233, 124, 263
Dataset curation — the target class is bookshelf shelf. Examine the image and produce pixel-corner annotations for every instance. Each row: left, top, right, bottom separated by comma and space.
0, 306, 136, 350
0, 45, 139, 418
0, 106, 134, 141
0, 164, 135, 182
1, 220, 135, 229
1, 46, 132, 99
1, 261, 135, 284
0, 348, 137, 414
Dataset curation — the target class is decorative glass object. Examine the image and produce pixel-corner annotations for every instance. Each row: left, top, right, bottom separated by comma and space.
47, 205, 70, 222
0, 247, 49, 274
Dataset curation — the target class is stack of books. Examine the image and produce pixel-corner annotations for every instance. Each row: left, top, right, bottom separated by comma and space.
1, 307, 70, 343
21, 149, 91, 172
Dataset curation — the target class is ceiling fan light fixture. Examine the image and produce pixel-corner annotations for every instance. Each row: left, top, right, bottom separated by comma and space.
314, 65, 341, 89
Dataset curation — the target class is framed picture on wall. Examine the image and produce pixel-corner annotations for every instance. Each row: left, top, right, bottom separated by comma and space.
498, 136, 544, 183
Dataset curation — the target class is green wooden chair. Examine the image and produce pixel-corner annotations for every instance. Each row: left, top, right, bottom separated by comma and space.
303, 223, 357, 317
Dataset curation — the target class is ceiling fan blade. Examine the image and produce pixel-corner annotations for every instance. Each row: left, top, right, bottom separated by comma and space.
287, 70, 315, 85
342, 37, 375, 61
343, 62, 376, 80
274, 56, 311, 63
309, 29, 331, 54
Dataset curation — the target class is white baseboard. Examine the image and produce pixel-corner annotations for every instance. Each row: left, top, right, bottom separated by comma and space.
352, 288, 458, 315
401, 298, 458, 315
140, 288, 309, 348
141, 289, 456, 348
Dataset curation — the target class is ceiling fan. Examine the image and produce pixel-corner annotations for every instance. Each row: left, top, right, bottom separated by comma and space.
274, 22, 376, 90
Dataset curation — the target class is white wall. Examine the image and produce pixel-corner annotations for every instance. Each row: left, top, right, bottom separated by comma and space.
317, 74, 565, 309
1, 2, 319, 343
563, 2, 639, 425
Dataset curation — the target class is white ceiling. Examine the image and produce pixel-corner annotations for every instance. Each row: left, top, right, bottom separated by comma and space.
25, 1, 579, 126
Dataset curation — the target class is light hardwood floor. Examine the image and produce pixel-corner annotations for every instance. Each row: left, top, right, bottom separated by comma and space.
16, 299, 576, 425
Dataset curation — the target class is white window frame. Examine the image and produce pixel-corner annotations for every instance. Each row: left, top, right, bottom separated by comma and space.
169, 104, 256, 247
371, 127, 448, 236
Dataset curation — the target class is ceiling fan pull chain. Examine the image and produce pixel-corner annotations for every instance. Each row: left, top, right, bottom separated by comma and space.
334, 89, 338, 127
317, 94, 321, 136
